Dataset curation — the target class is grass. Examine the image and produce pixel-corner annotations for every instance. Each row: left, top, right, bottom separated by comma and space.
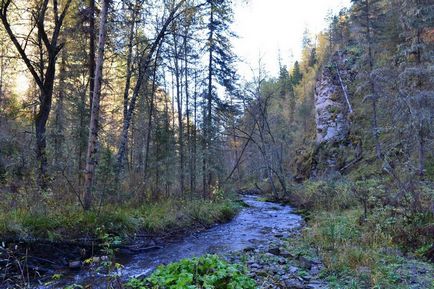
0, 197, 241, 241
297, 208, 434, 288
277, 176, 434, 288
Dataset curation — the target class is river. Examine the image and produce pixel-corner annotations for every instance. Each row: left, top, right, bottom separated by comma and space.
41, 195, 302, 288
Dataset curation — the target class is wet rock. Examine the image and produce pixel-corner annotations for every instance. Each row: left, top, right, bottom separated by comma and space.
306, 281, 327, 289
268, 247, 293, 259
260, 227, 273, 234
255, 270, 268, 277
279, 250, 293, 258
243, 246, 255, 252
298, 256, 313, 270
310, 265, 321, 275
277, 258, 287, 265
249, 263, 261, 269
288, 266, 299, 274
68, 261, 82, 269
284, 278, 305, 289
268, 247, 281, 256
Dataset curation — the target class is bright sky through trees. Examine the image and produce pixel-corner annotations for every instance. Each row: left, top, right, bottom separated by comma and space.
232, 0, 351, 78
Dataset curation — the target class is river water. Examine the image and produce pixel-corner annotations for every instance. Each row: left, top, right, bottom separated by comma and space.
42, 195, 302, 288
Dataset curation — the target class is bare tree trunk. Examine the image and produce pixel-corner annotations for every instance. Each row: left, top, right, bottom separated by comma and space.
77, 92, 86, 186
192, 71, 198, 195
173, 34, 185, 194
0, 46, 4, 107
83, 0, 110, 210
88, 0, 96, 111
54, 48, 66, 167
203, 5, 214, 196
119, 1, 140, 174
143, 55, 160, 185
184, 34, 192, 194
164, 84, 171, 198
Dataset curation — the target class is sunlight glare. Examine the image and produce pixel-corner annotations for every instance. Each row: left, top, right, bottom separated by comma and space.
15, 72, 30, 95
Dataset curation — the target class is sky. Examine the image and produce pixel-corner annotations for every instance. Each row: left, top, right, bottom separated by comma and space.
232, 0, 351, 79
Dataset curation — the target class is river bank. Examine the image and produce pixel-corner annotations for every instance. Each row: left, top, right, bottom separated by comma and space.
3, 192, 432, 288
0, 196, 241, 288
123, 194, 433, 289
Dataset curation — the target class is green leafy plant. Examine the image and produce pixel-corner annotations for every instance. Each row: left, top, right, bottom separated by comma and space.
126, 255, 256, 289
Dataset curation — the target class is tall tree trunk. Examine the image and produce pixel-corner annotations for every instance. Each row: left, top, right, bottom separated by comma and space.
0, 46, 4, 106
54, 48, 66, 167
173, 34, 185, 194
83, 0, 110, 210
192, 71, 198, 195
88, 0, 96, 110
204, 5, 214, 196
78, 86, 87, 186
118, 1, 139, 175
143, 55, 160, 185
184, 35, 192, 194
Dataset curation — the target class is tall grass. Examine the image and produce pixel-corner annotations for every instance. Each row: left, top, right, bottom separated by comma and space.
0, 197, 240, 241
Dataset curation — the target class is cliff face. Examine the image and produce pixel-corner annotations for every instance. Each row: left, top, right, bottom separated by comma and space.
314, 65, 349, 144
310, 53, 355, 177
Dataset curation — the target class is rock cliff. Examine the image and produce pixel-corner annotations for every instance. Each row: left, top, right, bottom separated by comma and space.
310, 53, 356, 176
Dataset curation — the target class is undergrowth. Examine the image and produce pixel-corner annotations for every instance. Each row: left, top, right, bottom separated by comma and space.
125, 254, 256, 289
0, 197, 240, 241
302, 210, 434, 288
284, 176, 434, 288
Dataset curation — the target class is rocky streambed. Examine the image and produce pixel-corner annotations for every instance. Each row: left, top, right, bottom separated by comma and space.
225, 230, 327, 289
7, 195, 329, 288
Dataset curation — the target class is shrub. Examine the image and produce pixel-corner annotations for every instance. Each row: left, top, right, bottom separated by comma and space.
291, 178, 356, 211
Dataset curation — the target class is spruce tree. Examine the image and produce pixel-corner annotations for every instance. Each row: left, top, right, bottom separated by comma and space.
397, 0, 434, 176
351, 0, 384, 159
203, 0, 238, 194
291, 61, 303, 86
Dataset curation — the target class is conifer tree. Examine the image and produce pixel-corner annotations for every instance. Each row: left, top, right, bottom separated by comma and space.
291, 61, 303, 86
351, 0, 384, 159
203, 0, 238, 194
397, 0, 434, 176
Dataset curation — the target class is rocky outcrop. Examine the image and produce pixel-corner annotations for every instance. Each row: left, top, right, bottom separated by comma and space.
311, 52, 356, 176
314, 65, 349, 144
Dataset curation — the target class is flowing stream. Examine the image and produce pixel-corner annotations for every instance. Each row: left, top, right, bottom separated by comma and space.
42, 195, 302, 288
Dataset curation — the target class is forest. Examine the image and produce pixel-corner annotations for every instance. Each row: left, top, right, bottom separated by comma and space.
0, 0, 433, 288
